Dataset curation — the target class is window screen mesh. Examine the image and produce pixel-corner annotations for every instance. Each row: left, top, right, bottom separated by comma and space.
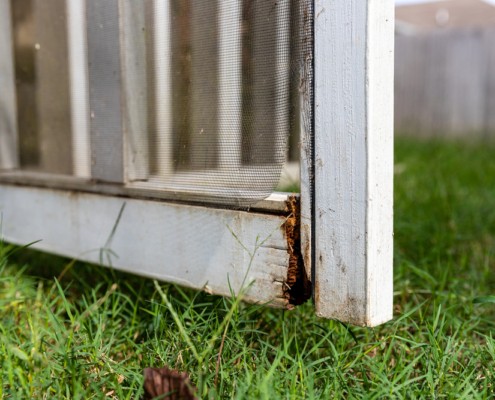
6, 0, 313, 207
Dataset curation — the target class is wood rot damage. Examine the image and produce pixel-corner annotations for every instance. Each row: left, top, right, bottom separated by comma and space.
283, 195, 312, 309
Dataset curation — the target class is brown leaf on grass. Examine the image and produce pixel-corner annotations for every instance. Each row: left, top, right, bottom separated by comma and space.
142, 367, 197, 400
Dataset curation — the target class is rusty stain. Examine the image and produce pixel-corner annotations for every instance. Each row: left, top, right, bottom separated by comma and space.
283, 195, 312, 309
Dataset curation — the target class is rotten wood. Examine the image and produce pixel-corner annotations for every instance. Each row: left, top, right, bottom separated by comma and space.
283, 195, 312, 308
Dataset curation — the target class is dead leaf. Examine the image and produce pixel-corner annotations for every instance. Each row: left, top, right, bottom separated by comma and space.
142, 367, 197, 400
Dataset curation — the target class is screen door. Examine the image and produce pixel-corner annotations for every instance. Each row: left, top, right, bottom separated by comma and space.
0, 0, 394, 326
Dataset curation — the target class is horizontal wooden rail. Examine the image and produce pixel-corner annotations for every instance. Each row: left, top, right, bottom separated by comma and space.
0, 183, 308, 308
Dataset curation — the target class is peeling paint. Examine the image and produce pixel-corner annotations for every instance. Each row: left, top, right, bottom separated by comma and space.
283, 195, 312, 309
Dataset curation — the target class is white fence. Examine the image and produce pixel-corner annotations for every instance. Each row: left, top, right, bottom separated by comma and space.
395, 28, 495, 138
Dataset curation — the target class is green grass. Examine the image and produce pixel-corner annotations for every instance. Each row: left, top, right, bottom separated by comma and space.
1, 138, 495, 399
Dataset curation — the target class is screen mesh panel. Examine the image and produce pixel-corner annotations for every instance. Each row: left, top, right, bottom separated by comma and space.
11, 0, 75, 174
6, 0, 313, 207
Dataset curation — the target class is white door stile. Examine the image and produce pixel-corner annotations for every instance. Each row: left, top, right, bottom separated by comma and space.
67, 0, 91, 178
0, 0, 18, 170
153, 0, 174, 177
0, 183, 293, 309
313, 0, 394, 326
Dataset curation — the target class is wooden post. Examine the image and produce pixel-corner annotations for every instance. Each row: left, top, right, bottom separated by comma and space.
313, 0, 394, 326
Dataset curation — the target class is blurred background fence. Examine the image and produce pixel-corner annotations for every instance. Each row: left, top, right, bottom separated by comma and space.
395, 0, 495, 138
395, 28, 495, 138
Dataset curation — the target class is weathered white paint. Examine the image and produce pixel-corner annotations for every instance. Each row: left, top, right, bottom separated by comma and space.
67, 0, 91, 178
314, 0, 394, 326
0, 0, 18, 170
0, 184, 292, 307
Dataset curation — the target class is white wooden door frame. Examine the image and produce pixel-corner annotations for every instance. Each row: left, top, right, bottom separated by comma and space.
0, 0, 394, 326
311, 0, 394, 326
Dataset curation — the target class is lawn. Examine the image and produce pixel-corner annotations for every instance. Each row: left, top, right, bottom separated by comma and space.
1, 138, 495, 399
